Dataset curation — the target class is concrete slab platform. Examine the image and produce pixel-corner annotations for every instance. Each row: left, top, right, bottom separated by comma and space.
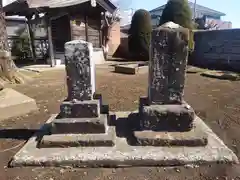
114, 63, 148, 75
20, 64, 65, 73
201, 71, 240, 81
10, 112, 239, 168
0, 88, 38, 121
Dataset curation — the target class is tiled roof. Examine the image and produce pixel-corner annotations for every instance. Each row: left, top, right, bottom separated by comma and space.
24, 0, 116, 10
25, 0, 90, 8
149, 1, 226, 17
4, 0, 117, 15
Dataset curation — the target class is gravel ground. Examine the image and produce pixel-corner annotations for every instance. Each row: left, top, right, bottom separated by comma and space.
0, 66, 240, 180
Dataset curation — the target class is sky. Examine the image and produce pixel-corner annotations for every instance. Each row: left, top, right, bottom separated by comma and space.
3, 0, 239, 28
112, 0, 239, 28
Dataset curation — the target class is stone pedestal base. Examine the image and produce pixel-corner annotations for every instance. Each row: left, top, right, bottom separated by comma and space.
39, 113, 115, 148
51, 114, 109, 134
60, 93, 109, 118
60, 100, 100, 118
39, 93, 114, 148
139, 97, 195, 131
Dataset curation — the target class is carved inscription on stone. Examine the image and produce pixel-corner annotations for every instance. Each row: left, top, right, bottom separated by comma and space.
148, 25, 189, 105
64, 40, 95, 101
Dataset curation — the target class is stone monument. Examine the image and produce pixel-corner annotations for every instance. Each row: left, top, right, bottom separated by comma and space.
132, 22, 207, 146
144, 22, 194, 130
10, 24, 238, 168
39, 40, 115, 148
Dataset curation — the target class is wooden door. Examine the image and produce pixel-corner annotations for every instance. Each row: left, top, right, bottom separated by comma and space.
51, 15, 71, 53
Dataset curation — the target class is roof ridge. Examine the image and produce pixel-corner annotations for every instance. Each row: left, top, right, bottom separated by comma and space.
149, 1, 225, 16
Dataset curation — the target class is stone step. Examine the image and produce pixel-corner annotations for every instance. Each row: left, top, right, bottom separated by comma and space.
39, 126, 116, 148
132, 124, 208, 147
51, 114, 108, 134
60, 99, 100, 118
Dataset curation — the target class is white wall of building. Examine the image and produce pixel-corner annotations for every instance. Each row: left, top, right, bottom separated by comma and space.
120, 9, 135, 26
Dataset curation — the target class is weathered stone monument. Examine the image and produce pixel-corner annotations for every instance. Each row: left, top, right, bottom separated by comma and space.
141, 22, 195, 130
38, 40, 115, 148
10, 24, 238, 168
132, 22, 206, 146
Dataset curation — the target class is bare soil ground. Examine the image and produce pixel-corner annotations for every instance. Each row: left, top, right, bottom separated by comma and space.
0, 66, 240, 180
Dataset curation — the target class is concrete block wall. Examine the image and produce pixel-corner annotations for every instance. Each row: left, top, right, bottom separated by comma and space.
192, 29, 240, 71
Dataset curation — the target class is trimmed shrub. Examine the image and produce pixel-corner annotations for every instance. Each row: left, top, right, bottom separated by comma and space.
160, 0, 193, 29
160, 0, 195, 53
128, 9, 152, 60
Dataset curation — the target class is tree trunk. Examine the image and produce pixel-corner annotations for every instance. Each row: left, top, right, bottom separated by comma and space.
0, 1, 23, 84
0, 1, 8, 51
101, 10, 119, 60
102, 25, 110, 59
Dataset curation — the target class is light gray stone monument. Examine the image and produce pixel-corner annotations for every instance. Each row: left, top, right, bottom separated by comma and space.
60, 40, 99, 119
64, 40, 95, 101
39, 40, 115, 147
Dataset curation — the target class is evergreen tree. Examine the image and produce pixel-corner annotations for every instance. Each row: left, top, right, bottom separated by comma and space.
128, 9, 152, 60
160, 0, 193, 29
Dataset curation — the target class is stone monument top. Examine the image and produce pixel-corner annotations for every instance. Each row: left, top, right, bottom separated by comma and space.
159, 21, 182, 29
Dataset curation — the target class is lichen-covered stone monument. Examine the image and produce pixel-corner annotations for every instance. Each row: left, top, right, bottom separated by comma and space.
133, 22, 204, 146
40, 40, 115, 148
10, 23, 238, 168
140, 22, 195, 131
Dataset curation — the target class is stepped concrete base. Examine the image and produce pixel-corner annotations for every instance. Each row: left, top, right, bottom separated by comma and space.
10, 112, 239, 168
133, 127, 208, 146
40, 126, 116, 148
51, 114, 108, 134
0, 88, 38, 121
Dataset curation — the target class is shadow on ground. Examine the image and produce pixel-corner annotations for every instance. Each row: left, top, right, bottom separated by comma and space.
0, 129, 36, 140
